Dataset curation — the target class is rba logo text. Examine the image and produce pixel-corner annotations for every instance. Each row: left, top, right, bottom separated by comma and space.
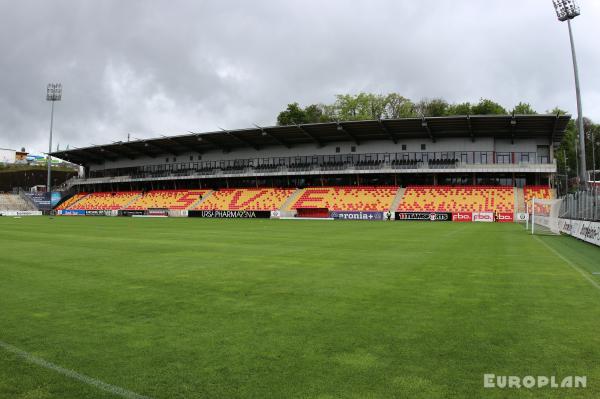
484, 374, 586, 389
454, 213, 472, 221
473, 213, 493, 221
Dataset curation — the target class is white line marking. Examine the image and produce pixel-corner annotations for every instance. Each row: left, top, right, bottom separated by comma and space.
442, 225, 468, 237
0, 340, 152, 399
534, 236, 600, 292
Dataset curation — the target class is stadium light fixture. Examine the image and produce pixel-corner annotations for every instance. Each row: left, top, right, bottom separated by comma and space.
552, 0, 587, 186
46, 83, 62, 192
552, 0, 580, 21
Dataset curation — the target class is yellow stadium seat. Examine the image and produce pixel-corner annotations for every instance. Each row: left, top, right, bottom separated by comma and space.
68, 192, 141, 210
397, 186, 514, 213
126, 190, 208, 210
195, 188, 296, 211
55, 193, 87, 210
290, 186, 398, 211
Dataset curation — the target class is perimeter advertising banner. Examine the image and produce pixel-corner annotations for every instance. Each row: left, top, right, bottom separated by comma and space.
395, 212, 452, 221
119, 210, 146, 217
558, 219, 600, 247
453, 212, 515, 222
148, 208, 169, 216
452, 212, 473, 222
330, 211, 384, 221
496, 213, 514, 223
472, 212, 494, 222
58, 209, 85, 216
0, 210, 43, 216
85, 210, 111, 216
188, 210, 271, 218
23, 192, 61, 210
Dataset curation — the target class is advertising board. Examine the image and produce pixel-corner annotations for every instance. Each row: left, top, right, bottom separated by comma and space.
472, 212, 494, 222
85, 210, 110, 216
0, 210, 43, 216
330, 211, 384, 221
59, 209, 85, 216
558, 219, 600, 247
496, 213, 514, 223
23, 192, 61, 210
188, 210, 271, 218
148, 208, 169, 216
120, 210, 146, 217
395, 212, 452, 221
452, 212, 473, 222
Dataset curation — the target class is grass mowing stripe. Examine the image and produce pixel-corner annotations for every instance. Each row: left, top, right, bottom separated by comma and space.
2, 218, 599, 398
534, 235, 600, 292
0, 341, 152, 399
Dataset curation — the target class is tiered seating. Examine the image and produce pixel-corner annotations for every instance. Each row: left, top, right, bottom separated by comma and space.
125, 190, 208, 210
69, 191, 141, 210
55, 193, 87, 210
397, 186, 514, 213
195, 188, 296, 211
524, 186, 554, 214
290, 186, 399, 211
524, 186, 553, 202
0, 194, 37, 211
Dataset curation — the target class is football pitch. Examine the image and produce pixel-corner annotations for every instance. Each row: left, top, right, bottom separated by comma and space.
1, 217, 599, 399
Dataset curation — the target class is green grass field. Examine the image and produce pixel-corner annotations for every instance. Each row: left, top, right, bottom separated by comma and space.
1, 217, 599, 399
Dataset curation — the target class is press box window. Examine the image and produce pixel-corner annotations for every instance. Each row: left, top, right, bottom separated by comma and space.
335, 147, 340, 153
351, 146, 356, 153
421, 144, 426, 150
401, 144, 407, 151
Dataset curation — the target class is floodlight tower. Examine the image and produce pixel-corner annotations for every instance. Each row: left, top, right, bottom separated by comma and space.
46, 83, 62, 191
552, 0, 587, 186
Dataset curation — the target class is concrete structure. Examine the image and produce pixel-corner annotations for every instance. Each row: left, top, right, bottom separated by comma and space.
50, 115, 571, 191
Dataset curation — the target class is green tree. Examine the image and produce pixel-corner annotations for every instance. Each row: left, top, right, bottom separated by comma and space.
332, 94, 359, 120
277, 103, 307, 125
383, 94, 417, 118
548, 107, 568, 116
471, 98, 507, 115
357, 93, 388, 120
304, 104, 332, 123
512, 102, 537, 115
584, 118, 600, 175
331, 93, 390, 121
446, 102, 472, 116
416, 98, 448, 117
553, 106, 577, 183
554, 111, 600, 184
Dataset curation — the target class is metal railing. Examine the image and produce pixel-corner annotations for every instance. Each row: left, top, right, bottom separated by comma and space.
560, 187, 600, 221
87, 150, 553, 179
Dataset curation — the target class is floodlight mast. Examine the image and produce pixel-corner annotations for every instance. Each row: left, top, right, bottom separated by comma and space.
46, 83, 62, 192
552, 0, 587, 186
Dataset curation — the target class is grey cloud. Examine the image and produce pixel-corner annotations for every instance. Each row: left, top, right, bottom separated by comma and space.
0, 0, 598, 154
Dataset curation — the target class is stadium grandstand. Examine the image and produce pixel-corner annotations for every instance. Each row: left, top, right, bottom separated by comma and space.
49, 114, 569, 217
0, 193, 37, 212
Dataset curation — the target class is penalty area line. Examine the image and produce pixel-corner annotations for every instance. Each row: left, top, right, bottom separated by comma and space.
533, 235, 600, 293
0, 340, 152, 399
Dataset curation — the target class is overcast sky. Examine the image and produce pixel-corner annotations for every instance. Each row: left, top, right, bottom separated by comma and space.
1, 0, 599, 154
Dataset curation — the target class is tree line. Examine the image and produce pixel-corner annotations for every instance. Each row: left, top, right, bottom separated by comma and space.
276, 93, 599, 182
276, 94, 537, 125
